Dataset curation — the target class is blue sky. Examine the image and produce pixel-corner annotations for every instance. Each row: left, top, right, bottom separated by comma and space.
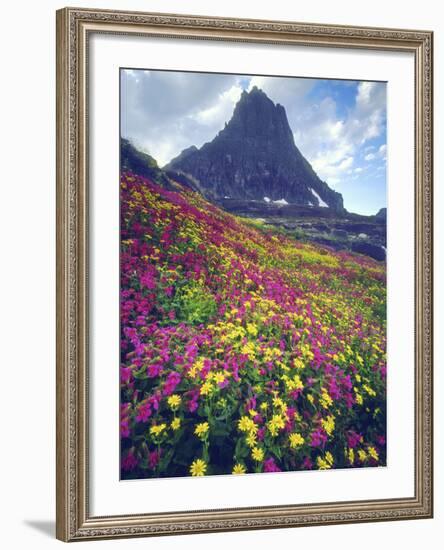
121, 69, 386, 215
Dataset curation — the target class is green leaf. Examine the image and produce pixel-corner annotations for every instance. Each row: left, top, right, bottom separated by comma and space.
234, 438, 249, 459
133, 368, 148, 380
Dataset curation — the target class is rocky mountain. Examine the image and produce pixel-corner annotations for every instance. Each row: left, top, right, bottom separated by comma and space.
375, 207, 387, 221
165, 86, 344, 213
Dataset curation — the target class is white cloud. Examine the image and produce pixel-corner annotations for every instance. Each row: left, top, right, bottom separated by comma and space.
378, 144, 387, 159
247, 75, 315, 104
285, 81, 386, 188
191, 85, 243, 126
121, 69, 241, 165
363, 143, 386, 166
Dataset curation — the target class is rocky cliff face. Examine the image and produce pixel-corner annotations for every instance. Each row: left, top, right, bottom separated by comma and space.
166, 86, 344, 213
375, 207, 387, 221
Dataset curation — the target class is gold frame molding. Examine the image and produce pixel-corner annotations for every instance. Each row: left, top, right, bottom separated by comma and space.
56, 7, 433, 542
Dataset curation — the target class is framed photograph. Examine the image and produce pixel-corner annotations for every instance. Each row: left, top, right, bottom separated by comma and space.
56, 7, 433, 542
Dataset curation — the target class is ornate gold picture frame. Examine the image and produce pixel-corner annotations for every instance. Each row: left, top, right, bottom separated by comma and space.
56, 7, 433, 542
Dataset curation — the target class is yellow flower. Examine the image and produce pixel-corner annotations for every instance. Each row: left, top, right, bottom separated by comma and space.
241, 342, 256, 360
267, 414, 285, 437
238, 416, 256, 433
232, 463, 247, 475
347, 447, 355, 465
200, 381, 214, 396
252, 447, 264, 462
248, 409, 259, 417
260, 402, 269, 411
358, 449, 367, 462
283, 374, 304, 392
368, 446, 379, 460
321, 415, 335, 436
320, 388, 333, 409
316, 453, 333, 470
354, 388, 364, 406
289, 433, 305, 449
213, 372, 226, 384
293, 357, 305, 370
246, 323, 258, 336
245, 431, 257, 448
195, 357, 205, 370
307, 394, 315, 404
167, 394, 181, 410
272, 397, 287, 411
150, 423, 166, 437
190, 459, 207, 476
363, 384, 377, 397
194, 422, 209, 439
189, 357, 205, 378
171, 418, 181, 431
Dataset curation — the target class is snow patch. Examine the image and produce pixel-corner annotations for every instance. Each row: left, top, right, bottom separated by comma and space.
273, 198, 289, 205
310, 189, 328, 208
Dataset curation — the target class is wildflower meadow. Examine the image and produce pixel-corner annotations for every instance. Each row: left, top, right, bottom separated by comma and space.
120, 172, 386, 479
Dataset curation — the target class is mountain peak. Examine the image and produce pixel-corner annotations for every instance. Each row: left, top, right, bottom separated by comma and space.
166, 88, 344, 212
242, 85, 268, 98
218, 87, 294, 148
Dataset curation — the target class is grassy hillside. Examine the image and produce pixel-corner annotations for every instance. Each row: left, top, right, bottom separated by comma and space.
120, 171, 386, 478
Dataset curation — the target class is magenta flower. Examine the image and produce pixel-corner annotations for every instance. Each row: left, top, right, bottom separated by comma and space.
120, 366, 132, 384
310, 428, 328, 447
148, 450, 161, 470
346, 430, 362, 448
163, 371, 181, 395
135, 402, 151, 423
147, 363, 162, 378
120, 417, 130, 438
263, 458, 282, 473
121, 450, 138, 472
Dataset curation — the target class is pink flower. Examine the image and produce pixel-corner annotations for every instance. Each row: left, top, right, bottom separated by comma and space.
120, 366, 132, 384
163, 371, 181, 395
346, 430, 362, 449
310, 428, 328, 447
301, 457, 313, 470
140, 271, 156, 290
135, 402, 151, 423
120, 417, 130, 438
147, 363, 162, 378
376, 435, 386, 446
148, 449, 161, 470
257, 427, 266, 441
263, 457, 281, 473
121, 450, 138, 472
